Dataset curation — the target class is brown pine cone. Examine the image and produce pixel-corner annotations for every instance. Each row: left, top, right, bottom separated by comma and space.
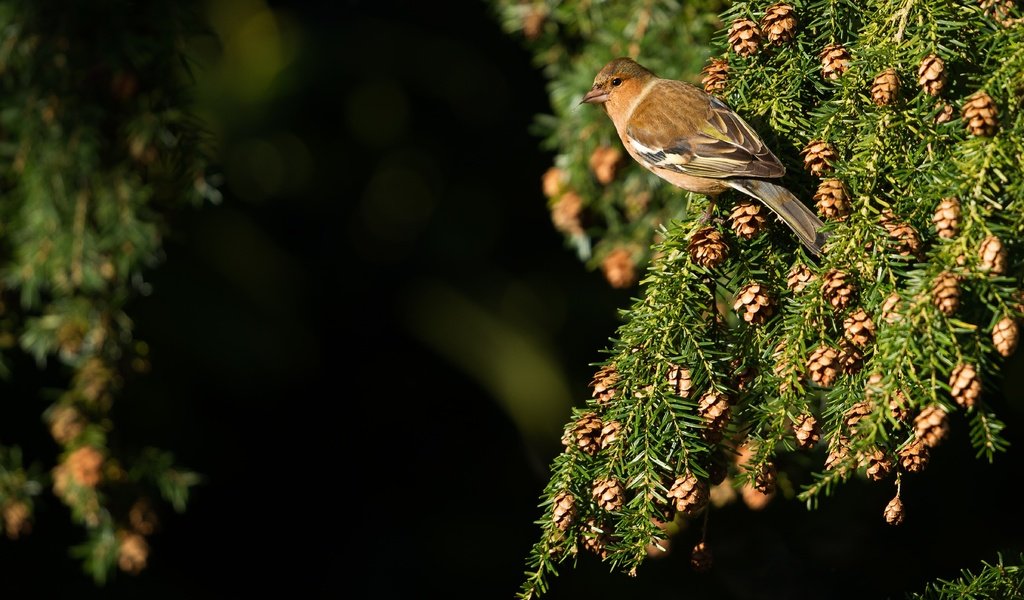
949, 363, 981, 408
728, 18, 762, 57
814, 178, 851, 220
599, 420, 622, 449
825, 435, 851, 471
899, 437, 930, 473
761, 3, 797, 44
979, 235, 1008, 274
701, 58, 729, 95
698, 390, 731, 442
567, 412, 604, 455
843, 308, 876, 347
542, 166, 567, 199
667, 473, 709, 515
66, 446, 104, 488
962, 90, 999, 136
863, 447, 893, 481
2, 501, 31, 540
550, 190, 584, 236
932, 197, 960, 239
793, 414, 821, 450
552, 491, 576, 531
821, 269, 856, 311
733, 282, 776, 325
691, 541, 713, 572
787, 263, 815, 293
730, 201, 768, 239
871, 68, 900, 106
844, 400, 874, 431
689, 227, 729, 268
47, 405, 85, 445
589, 145, 624, 185
881, 292, 902, 323
801, 140, 836, 177
918, 54, 947, 97
820, 43, 851, 80
883, 495, 905, 526
993, 317, 1020, 357
582, 519, 611, 558
935, 101, 955, 124
837, 341, 864, 374
980, 0, 1021, 26
881, 212, 922, 258
807, 345, 839, 387
117, 531, 149, 574
592, 478, 625, 511
914, 405, 950, 447
932, 272, 961, 316
754, 462, 777, 495
667, 363, 694, 398
590, 364, 619, 406
601, 247, 637, 289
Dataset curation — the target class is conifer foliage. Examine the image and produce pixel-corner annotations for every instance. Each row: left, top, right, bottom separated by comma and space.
495, 0, 1024, 597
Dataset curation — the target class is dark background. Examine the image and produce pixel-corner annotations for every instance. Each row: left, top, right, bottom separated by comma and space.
2, 1, 1023, 597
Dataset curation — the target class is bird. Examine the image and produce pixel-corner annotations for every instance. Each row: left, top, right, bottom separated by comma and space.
580, 57, 827, 256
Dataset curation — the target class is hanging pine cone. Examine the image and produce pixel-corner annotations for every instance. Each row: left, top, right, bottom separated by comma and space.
582, 519, 611, 558
843, 308, 876, 347
962, 90, 999, 136
979, 235, 1008, 274
980, 0, 1021, 26
881, 292, 902, 323
881, 212, 922, 258
825, 435, 851, 471
542, 166, 567, 199
698, 390, 731, 442
793, 414, 821, 450
884, 495, 905, 526
588, 145, 624, 185
601, 247, 637, 289
761, 3, 797, 44
918, 54, 947, 97
667, 473, 709, 515
732, 358, 756, 392
688, 227, 729, 268
730, 201, 768, 239
935, 101, 955, 124
871, 68, 900, 106
567, 412, 604, 455
733, 282, 776, 325
822, 269, 856, 311
863, 447, 893, 481
899, 437, 930, 473
550, 190, 584, 236
754, 462, 777, 495
728, 18, 762, 57
914, 405, 950, 447
787, 263, 815, 293
807, 345, 839, 387
931, 272, 961, 316
701, 58, 729, 95
552, 491, 576, 531
820, 43, 851, 80
949, 363, 982, 408
590, 364, 619, 406
801, 140, 836, 177
932, 197, 961, 239
599, 420, 622, 449
993, 317, 1020, 357
691, 541, 713, 572
813, 178, 851, 220
837, 341, 864, 374
844, 400, 874, 431
592, 478, 625, 511
667, 363, 694, 398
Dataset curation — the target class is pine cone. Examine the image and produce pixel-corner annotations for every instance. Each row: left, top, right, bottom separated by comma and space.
521, 5, 548, 40
865, 373, 911, 421
542, 166, 567, 199
592, 478, 625, 511
733, 359, 756, 392
949, 362, 981, 408
589, 145, 624, 185
667, 363, 694, 398
980, 0, 1021, 26
822, 269, 856, 311
552, 491, 576, 531
66, 446, 104, 488
844, 400, 874, 431
761, 3, 797, 44
807, 345, 839, 387
993, 317, 1020, 357
599, 420, 622, 449
728, 18, 762, 57
601, 247, 637, 289
793, 414, 821, 450
884, 495, 905, 526
837, 341, 864, 374
698, 390, 731, 442
551, 190, 584, 236
932, 197, 961, 239
754, 462, 777, 495
691, 541, 713, 572
128, 499, 159, 536
962, 90, 998, 137
787, 263, 815, 293
932, 272, 961, 316
117, 531, 149, 574
935, 101, 955, 124
814, 178, 851, 220
733, 282, 776, 325
730, 201, 768, 239
979, 235, 1008, 274
590, 364, 619, 406
2, 501, 31, 540
701, 58, 729, 95
881, 211, 922, 258
871, 68, 900, 106
582, 519, 611, 558
667, 473, 709, 515
825, 435, 851, 471
843, 308, 876, 347
863, 447, 893, 481
881, 292, 902, 323
820, 43, 851, 80
48, 405, 85, 445
914, 405, 950, 447
918, 54, 947, 97
801, 139, 836, 177
899, 437, 930, 473
567, 412, 604, 455
689, 227, 729, 268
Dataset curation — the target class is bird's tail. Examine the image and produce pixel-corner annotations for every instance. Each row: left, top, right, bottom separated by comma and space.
728, 178, 828, 256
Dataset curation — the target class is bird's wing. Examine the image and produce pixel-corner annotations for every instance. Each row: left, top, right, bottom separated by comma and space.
625, 82, 784, 180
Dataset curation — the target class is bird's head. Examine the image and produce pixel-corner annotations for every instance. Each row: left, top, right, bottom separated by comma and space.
581, 57, 655, 106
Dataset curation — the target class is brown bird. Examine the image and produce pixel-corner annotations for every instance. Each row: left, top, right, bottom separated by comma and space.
581, 57, 827, 255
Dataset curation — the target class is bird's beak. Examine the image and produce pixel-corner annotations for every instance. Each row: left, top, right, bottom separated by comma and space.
580, 87, 609, 105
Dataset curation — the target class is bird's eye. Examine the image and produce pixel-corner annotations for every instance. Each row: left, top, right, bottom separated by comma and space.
611, 77, 622, 86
